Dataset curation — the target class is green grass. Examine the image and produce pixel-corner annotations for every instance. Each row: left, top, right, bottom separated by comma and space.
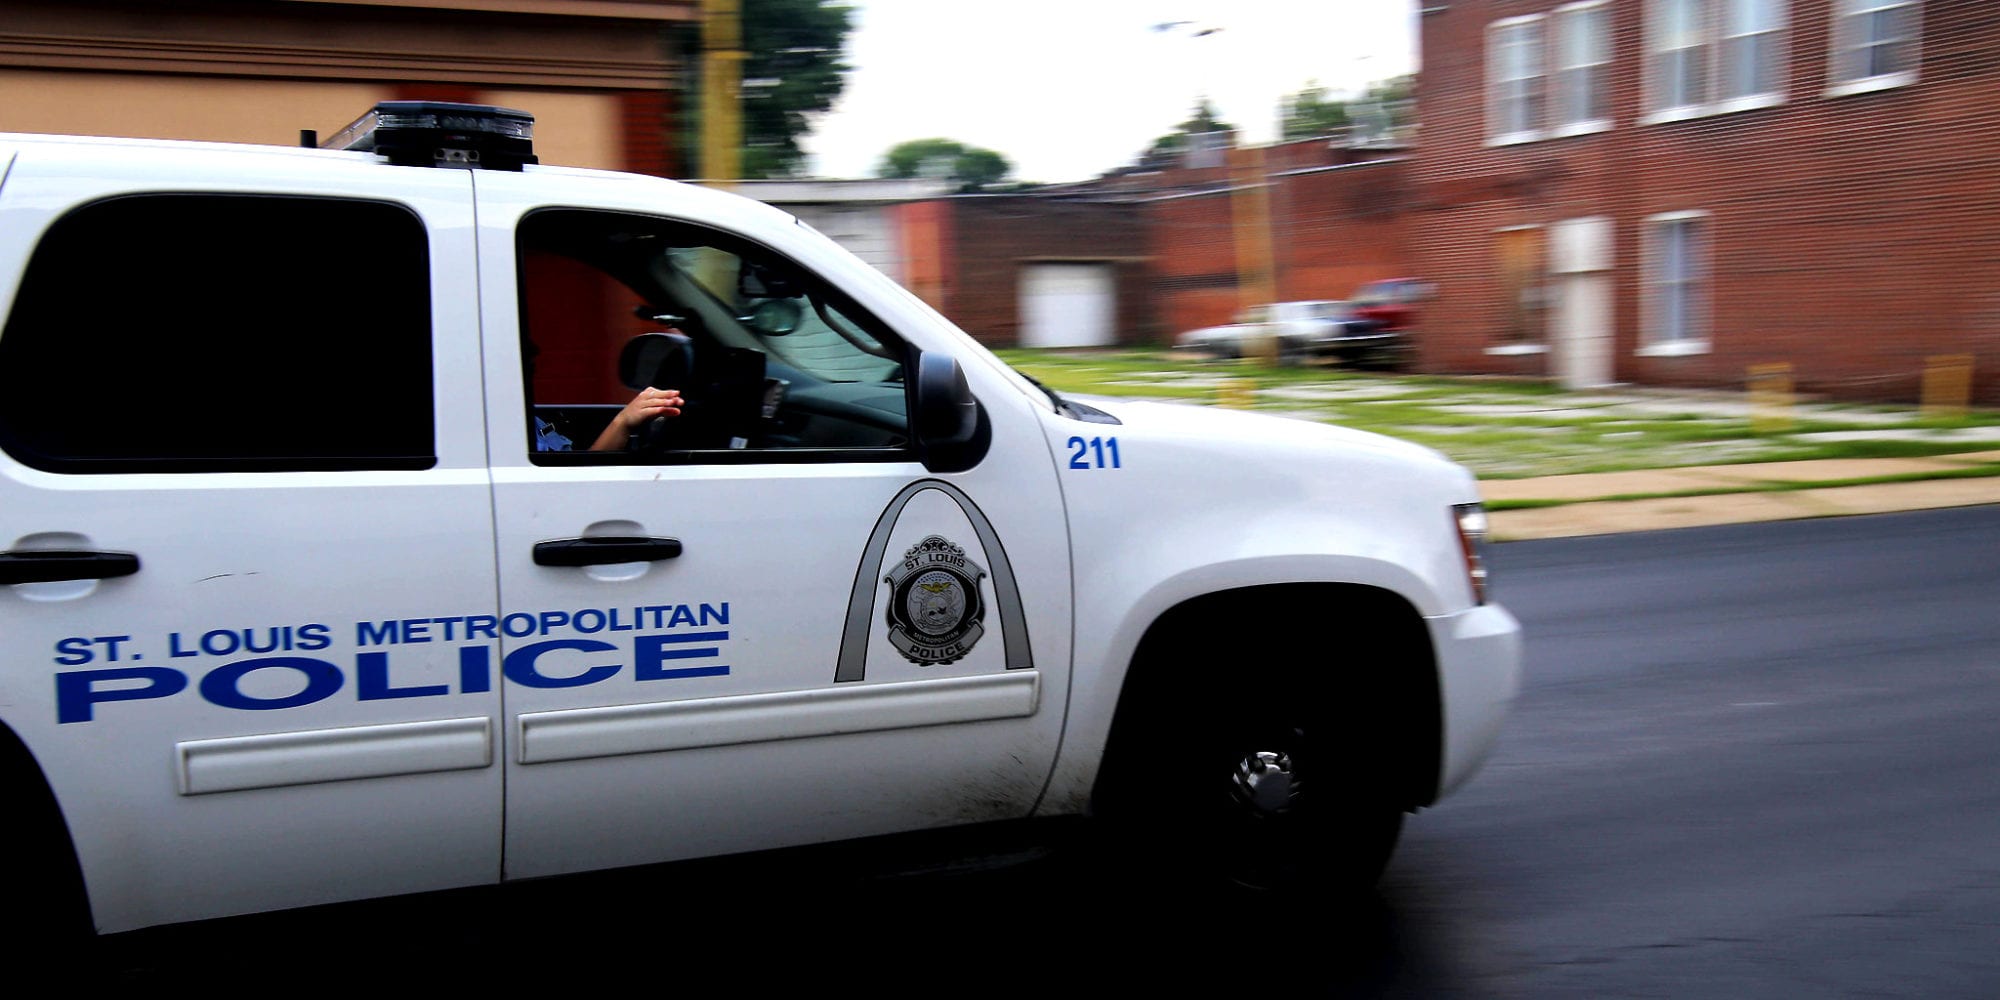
994, 347, 2000, 480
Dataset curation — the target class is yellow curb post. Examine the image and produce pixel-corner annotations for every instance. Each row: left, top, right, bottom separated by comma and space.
1218, 378, 1257, 409
1922, 354, 1974, 420
1748, 362, 1794, 434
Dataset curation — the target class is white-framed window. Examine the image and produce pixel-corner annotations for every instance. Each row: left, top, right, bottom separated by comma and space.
1829, 0, 1921, 96
1644, 0, 1788, 123
1719, 0, 1785, 104
1552, 1, 1613, 136
1650, 0, 1710, 116
1488, 15, 1547, 145
1640, 211, 1710, 355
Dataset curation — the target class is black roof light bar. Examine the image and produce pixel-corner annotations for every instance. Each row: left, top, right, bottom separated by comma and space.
321, 101, 537, 171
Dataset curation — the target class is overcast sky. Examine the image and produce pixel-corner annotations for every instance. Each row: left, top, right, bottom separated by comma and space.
797, 0, 1419, 184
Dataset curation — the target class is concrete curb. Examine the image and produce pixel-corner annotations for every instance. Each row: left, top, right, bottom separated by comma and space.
1484, 452, 2000, 541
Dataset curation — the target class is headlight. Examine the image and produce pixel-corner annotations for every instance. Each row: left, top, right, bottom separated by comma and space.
1452, 502, 1490, 605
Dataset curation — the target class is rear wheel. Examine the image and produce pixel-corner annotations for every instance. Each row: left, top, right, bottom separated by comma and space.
0, 726, 93, 949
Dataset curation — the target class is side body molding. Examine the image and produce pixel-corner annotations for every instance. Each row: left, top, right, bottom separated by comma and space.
834, 479, 1033, 682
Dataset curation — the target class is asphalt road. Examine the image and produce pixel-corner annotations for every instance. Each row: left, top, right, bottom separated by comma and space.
1361, 505, 2000, 997
93, 507, 2000, 992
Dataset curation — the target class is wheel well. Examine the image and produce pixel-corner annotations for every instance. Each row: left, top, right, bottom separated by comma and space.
1096, 583, 1443, 812
0, 720, 93, 936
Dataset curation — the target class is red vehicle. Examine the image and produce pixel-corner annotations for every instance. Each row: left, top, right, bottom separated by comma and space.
1350, 278, 1429, 332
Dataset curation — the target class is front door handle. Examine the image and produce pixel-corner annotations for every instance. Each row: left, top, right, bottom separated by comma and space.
533, 536, 682, 567
0, 550, 141, 585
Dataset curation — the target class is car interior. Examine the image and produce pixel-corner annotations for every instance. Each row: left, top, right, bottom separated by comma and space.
517, 209, 912, 462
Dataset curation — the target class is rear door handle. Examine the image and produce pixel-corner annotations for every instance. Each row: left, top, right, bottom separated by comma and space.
0, 550, 141, 585
533, 536, 682, 567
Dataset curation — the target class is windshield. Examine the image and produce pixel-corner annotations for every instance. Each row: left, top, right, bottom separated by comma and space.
662, 245, 900, 383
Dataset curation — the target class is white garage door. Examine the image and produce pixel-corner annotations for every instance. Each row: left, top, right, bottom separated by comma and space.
1019, 263, 1115, 348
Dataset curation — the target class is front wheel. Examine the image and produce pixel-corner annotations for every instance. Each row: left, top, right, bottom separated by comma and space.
1201, 718, 1403, 890
1095, 678, 1406, 893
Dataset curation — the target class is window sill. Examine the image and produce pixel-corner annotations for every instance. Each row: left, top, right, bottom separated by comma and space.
1825, 72, 1918, 99
1548, 119, 1612, 139
1640, 105, 1706, 126
1635, 340, 1710, 357
1711, 92, 1786, 115
1485, 131, 1544, 148
1641, 92, 1784, 126
1486, 343, 1549, 356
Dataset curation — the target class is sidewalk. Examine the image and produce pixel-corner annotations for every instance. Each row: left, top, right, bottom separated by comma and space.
1483, 452, 2000, 541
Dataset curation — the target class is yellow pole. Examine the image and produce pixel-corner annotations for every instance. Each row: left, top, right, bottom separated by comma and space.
1747, 362, 1794, 434
702, 0, 744, 186
1230, 144, 1279, 363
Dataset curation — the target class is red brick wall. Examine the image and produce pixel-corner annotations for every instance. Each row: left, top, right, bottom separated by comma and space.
1275, 161, 1418, 302
1148, 190, 1241, 339
933, 198, 1149, 347
618, 89, 679, 177
1416, 0, 2000, 401
1145, 160, 1418, 342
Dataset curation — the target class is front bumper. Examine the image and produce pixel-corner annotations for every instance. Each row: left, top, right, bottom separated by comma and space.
1426, 602, 1523, 800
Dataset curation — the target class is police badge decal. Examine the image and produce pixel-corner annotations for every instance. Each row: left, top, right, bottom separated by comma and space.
883, 535, 988, 665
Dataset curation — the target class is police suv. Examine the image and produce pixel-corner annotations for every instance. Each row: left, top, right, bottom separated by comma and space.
0, 104, 1520, 937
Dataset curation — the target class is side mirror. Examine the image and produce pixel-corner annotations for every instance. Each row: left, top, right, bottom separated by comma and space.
618, 331, 694, 391
739, 260, 805, 300
744, 298, 804, 336
912, 350, 987, 472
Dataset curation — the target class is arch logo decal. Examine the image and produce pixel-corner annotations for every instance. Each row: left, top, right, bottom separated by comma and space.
834, 479, 1032, 683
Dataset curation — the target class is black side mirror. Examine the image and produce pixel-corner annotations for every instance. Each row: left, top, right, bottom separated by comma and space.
739, 260, 805, 300
744, 299, 805, 336
618, 331, 694, 391
913, 350, 987, 473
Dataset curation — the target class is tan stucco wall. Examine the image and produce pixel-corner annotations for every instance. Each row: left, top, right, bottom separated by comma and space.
0, 71, 628, 170
483, 88, 623, 170
0, 71, 391, 146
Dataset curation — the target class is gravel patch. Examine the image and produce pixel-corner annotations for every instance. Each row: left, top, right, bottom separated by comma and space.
1795, 428, 2000, 443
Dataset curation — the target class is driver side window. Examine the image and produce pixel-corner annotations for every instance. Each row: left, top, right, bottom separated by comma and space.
517, 209, 912, 465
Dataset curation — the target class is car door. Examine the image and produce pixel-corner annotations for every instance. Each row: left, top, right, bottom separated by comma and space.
0, 144, 501, 932
471, 171, 1074, 879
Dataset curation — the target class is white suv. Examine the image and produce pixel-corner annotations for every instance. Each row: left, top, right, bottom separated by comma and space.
0, 104, 1520, 937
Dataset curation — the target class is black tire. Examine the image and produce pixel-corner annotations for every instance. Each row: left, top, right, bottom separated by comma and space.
1094, 631, 1407, 894
0, 725, 94, 950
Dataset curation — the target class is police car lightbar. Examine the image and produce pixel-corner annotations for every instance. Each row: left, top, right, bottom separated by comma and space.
322, 101, 537, 171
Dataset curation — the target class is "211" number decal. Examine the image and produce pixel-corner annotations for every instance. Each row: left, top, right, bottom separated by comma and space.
1066, 436, 1122, 470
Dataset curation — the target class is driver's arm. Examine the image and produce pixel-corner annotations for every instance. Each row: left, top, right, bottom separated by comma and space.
589, 386, 685, 451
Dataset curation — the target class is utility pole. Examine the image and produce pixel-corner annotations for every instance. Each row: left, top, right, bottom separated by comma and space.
1230, 143, 1279, 361
1230, 144, 1278, 309
701, 0, 744, 184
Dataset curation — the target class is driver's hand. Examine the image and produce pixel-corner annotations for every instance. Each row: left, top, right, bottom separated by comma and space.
588, 386, 683, 451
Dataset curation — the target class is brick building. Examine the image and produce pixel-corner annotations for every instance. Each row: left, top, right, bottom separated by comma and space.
901, 138, 1417, 349
896, 194, 1151, 348
0, 0, 696, 175
1145, 153, 1416, 341
1414, 0, 2000, 401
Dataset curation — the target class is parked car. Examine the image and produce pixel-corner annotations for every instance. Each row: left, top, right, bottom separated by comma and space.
1349, 278, 1430, 332
1174, 300, 1394, 364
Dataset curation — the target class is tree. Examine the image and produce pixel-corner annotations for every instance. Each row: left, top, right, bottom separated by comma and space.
876, 138, 1014, 192
739, 0, 855, 178
1136, 97, 1236, 170
1280, 81, 1351, 140
1349, 74, 1417, 144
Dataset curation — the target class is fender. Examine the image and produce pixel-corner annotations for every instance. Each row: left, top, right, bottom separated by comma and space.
1036, 552, 1443, 817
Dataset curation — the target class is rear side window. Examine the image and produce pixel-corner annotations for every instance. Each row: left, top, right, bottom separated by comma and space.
0, 194, 434, 473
